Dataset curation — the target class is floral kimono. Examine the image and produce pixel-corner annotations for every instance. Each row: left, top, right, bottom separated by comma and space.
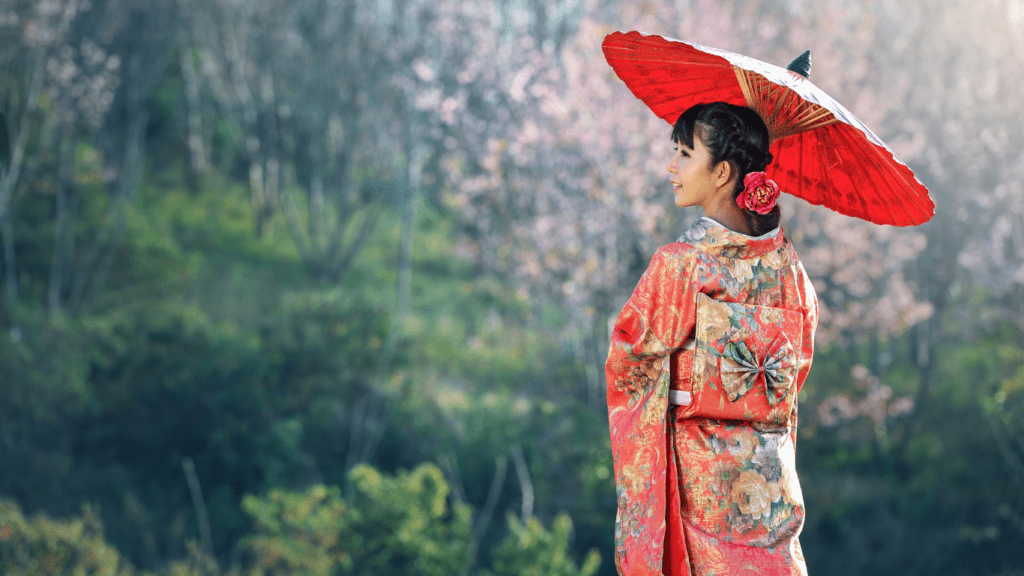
606, 217, 818, 576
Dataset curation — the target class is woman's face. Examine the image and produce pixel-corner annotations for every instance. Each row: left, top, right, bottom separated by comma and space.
666, 132, 719, 209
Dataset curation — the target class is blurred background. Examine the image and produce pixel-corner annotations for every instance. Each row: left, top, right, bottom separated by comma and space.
0, 0, 1022, 574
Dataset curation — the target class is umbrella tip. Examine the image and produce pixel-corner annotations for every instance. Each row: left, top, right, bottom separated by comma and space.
787, 50, 811, 78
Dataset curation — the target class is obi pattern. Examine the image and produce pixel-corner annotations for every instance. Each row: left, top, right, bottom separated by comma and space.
677, 293, 804, 425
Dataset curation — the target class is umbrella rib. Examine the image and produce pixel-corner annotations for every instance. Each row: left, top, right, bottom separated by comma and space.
736, 68, 839, 142
734, 67, 756, 111
742, 70, 785, 139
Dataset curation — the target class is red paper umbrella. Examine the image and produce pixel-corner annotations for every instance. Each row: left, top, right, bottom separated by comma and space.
602, 30, 934, 226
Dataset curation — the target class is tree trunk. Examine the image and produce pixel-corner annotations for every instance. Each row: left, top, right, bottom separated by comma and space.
895, 280, 948, 477
70, 108, 149, 315
179, 30, 208, 183
0, 50, 45, 224
49, 127, 78, 317
1, 212, 16, 309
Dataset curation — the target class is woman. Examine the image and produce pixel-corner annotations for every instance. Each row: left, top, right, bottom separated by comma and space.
606, 102, 818, 575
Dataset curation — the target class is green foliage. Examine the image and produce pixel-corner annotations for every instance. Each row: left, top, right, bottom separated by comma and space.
241, 485, 348, 576
482, 514, 600, 576
242, 464, 472, 576
0, 466, 603, 576
164, 542, 228, 576
0, 500, 138, 576
235, 464, 602, 576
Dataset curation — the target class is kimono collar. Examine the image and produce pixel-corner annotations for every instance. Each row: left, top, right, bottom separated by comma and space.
677, 217, 785, 258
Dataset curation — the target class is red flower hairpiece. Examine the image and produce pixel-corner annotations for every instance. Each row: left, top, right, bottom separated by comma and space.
737, 172, 780, 215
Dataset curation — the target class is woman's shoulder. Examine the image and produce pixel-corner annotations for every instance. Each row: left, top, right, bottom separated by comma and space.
657, 240, 702, 257
631, 243, 704, 293
657, 219, 719, 260
650, 240, 706, 270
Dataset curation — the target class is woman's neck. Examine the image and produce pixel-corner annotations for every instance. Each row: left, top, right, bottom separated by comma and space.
703, 202, 751, 236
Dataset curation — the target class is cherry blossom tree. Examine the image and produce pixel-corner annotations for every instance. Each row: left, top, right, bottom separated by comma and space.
856, 0, 1024, 462
180, 0, 520, 282
0, 0, 175, 318
0, 0, 87, 312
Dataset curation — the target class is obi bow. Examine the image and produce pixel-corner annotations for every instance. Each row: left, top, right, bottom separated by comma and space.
720, 333, 797, 406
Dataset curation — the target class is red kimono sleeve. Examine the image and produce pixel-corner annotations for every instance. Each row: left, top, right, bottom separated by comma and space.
605, 245, 698, 576
788, 259, 819, 447
794, 260, 819, 394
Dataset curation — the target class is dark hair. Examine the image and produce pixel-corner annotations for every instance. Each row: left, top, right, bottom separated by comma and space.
670, 102, 780, 236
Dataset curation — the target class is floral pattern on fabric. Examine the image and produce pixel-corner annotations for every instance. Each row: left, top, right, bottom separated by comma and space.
672, 423, 804, 550
607, 218, 817, 576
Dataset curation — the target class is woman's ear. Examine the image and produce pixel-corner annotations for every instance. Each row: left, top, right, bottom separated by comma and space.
713, 160, 735, 188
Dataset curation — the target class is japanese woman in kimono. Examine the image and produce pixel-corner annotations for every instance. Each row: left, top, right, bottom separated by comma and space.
606, 102, 818, 576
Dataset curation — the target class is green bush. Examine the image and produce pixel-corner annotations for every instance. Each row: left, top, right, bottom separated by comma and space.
1, 458, 602, 576
0, 500, 138, 576
482, 514, 600, 576
242, 463, 472, 576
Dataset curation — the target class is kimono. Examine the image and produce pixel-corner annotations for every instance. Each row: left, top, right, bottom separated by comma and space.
606, 217, 818, 576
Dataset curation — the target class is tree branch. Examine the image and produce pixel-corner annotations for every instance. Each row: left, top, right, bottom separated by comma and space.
461, 456, 508, 576
511, 443, 534, 521
181, 457, 216, 560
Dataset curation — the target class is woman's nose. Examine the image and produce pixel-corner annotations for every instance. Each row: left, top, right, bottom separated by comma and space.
666, 159, 677, 174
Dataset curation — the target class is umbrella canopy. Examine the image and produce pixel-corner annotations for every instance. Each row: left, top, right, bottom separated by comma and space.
602, 30, 934, 226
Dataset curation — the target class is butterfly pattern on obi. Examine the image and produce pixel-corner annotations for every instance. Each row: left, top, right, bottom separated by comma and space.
721, 336, 796, 406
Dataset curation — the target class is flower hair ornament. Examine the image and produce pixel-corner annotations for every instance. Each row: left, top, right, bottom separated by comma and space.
736, 172, 781, 215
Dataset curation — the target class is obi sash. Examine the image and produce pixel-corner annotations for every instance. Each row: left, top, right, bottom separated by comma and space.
669, 292, 803, 426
